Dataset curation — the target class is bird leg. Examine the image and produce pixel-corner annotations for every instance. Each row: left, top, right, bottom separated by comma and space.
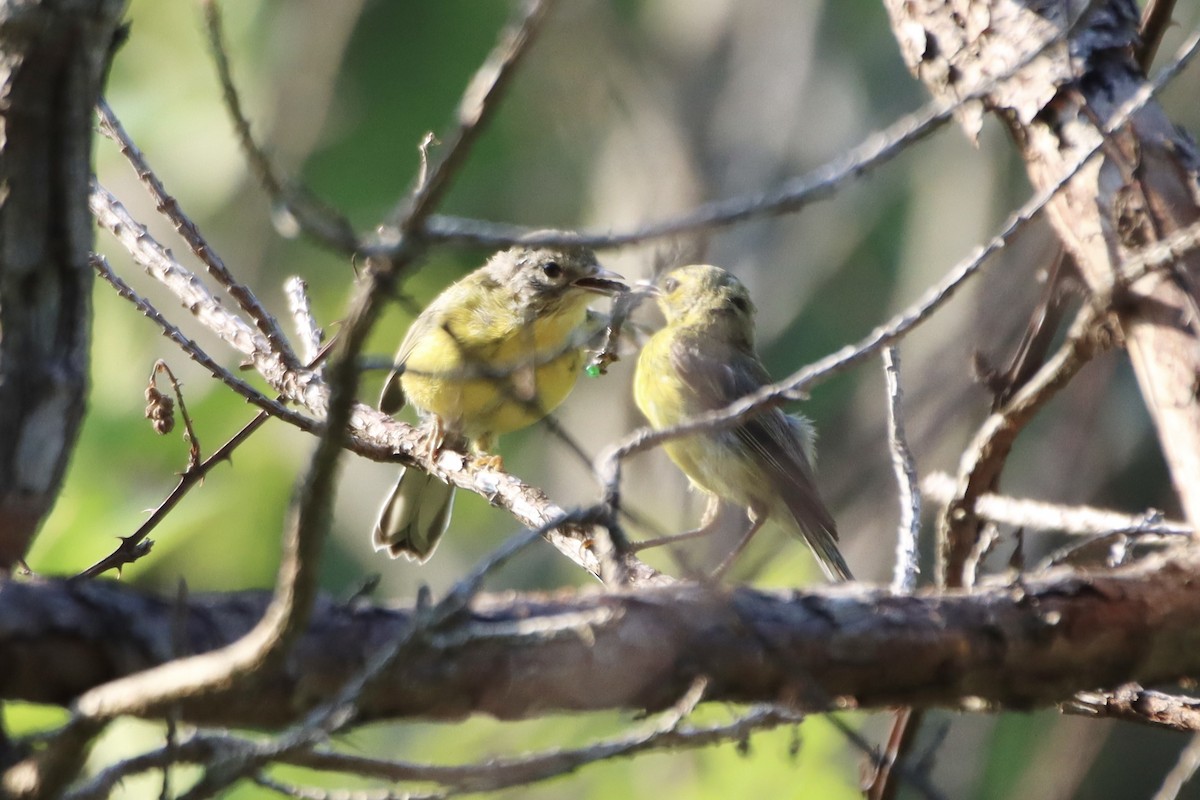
421, 416, 464, 480
711, 506, 766, 579
470, 433, 504, 471
629, 494, 723, 552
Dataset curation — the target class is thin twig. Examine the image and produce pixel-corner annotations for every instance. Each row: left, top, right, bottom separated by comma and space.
199, 0, 359, 254
384, 0, 555, 236
1137, 0, 1178, 70
1069, 686, 1200, 733
97, 98, 299, 367
389, 6, 1110, 255
90, 254, 316, 431
883, 346, 920, 594
147, 360, 202, 470
269, 704, 797, 795
90, 183, 324, 408
940, 304, 1111, 588
284, 277, 324, 367
73, 409, 271, 580
1154, 733, 1200, 800
824, 715, 945, 800
922, 471, 1190, 537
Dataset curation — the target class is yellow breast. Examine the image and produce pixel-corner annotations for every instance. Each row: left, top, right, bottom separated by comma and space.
402, 300, 589, 444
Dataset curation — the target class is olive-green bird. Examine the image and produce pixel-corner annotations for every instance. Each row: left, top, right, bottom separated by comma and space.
633, 264, 851, 581
374, 245, 626, 562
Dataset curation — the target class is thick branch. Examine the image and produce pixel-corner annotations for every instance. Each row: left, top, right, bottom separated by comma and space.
0, 0, 127, 569
4, 555, 1200, 727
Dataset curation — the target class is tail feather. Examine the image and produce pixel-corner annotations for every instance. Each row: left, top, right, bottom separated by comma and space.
802, 524, 854, 582
373, 467, 455, 562
779, 490, 853, 582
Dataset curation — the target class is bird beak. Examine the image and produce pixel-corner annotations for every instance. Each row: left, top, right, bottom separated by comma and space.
637, 280, 663, 297
573, 267, 628, 296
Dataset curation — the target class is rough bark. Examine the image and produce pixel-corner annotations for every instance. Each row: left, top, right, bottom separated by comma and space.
0, 0, 127, 569
2, 555, 1198, 727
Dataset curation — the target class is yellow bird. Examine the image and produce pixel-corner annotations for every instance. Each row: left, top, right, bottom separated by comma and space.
633, 264, 851, 581
375, 245, 626, 561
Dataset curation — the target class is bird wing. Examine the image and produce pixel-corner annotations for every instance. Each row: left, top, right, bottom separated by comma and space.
379, 313, 428, 413
379, 282, 492, 414
669, 340, 845, 577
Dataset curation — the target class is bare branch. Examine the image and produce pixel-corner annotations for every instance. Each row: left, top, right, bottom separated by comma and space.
1137, 0, 1178, 70
922, 472, 1191, 538
1069, 685, 1200, 733
284, 277, 324, 367
1154, 731, 1200, 800
199, 0, 360, 254
940, 305, 1113, 588
7, 555, 1200, 726
89, 254, 316, 431
883, 347, 921, 594
97, 98, 299, 367
384, 0, 555, 236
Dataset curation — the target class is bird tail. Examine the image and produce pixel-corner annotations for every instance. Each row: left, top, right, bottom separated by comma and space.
373, 467, 455, 562
801, 524, 854, 582
779, 490, 853, 582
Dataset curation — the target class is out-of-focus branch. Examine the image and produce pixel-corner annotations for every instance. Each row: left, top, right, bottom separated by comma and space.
1137, 0, 1177, 69
200, 0, 360, 255
1069, 685, 1200, 732
883, 346, 921, 594
66, 704, 799, 800
922, 472, 1190, 538
940, 304, 1112, 588
386, 0, 555, 234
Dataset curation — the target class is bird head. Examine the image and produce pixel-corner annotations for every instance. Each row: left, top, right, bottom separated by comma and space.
654, 264, 757, 338
487, 244, 626, 316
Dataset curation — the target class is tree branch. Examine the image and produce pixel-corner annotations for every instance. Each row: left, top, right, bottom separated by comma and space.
0, 0, 127, 570
5, 555, 1200, 726
883, 0, 1200, 534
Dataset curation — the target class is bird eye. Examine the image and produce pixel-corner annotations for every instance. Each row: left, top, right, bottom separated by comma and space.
731, 295, 751, 314
662, 277, 679, 293
541, 261, 563, 280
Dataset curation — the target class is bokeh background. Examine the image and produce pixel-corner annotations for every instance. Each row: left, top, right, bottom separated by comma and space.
14, 0, 1200, 797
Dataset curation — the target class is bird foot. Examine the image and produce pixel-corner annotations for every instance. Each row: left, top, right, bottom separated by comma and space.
474, 453, 504, 471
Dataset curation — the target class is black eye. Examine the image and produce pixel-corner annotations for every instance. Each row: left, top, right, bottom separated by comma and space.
731, 295, 751, 314
541, 261, 563, 280
662, 277, 679, 293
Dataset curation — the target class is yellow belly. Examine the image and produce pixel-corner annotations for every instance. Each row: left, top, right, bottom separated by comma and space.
401, 304, 588, 444
634, 328, 759, 508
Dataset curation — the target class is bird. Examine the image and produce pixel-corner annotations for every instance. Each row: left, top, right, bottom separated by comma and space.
633, 264, 851, 581
374, 244, 626, 562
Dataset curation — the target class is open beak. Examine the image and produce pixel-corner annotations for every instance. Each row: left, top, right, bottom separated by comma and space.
573, 267, 628, 296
